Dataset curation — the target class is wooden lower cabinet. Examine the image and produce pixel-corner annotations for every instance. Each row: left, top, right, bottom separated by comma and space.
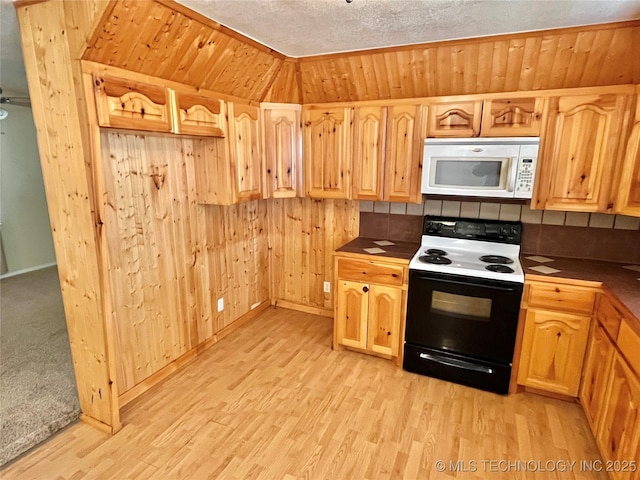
577, 293, 640, 480
335, 280, 368, 350
580, 323, 616, 432
335, 280, 403, 359
334, 254, 407, 364
367, 284, 403, 357
596, 352, 640, 480
517, 308, 591, 396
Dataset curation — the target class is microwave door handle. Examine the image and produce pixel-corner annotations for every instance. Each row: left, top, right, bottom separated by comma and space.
507, 156, 518, 193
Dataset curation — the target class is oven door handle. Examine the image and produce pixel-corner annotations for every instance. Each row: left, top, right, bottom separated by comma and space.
419, 352, 494, 374
411, 271, 520, 292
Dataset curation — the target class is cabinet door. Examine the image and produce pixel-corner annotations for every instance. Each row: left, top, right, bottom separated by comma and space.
367, 284, 403, 357
580, 323, 616, 433
597, 353, 640, 480
384, 104, 426, 203
94, 75, 172, 132
615, 107, 640, 216
262, 104, 302, 199
228, 103, 262, 201
534, 94, 632, 212
352, 106, 386, 200
481, 97, 544, 137
427, 101, 482, 137
172, 90, 224, 137
517, 308, 591, 396
303, 108, 352, 199
335, 280, 368, 350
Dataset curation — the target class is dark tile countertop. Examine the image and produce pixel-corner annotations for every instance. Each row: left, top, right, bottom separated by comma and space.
521, 255, 640, 321
335, 237, 420, 262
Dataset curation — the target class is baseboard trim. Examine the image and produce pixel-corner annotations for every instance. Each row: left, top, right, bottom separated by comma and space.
519, 385, 579, 403
0, 262, 57, 280
271, 299, 333, 318
79, 414, 115, 434
118, 300, 271, 408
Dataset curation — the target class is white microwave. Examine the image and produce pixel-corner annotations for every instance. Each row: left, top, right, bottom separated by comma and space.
421, 137, 539, 198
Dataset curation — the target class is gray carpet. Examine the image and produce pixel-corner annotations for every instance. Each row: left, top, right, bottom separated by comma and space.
0, 266, 80, 466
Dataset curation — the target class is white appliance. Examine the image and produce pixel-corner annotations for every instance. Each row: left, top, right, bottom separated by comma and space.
404, 216, 525, 394
409, 233, 524, 283
421, 137, 539, 198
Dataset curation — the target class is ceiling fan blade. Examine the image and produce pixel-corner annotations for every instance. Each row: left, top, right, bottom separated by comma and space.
0, 97, 31, 108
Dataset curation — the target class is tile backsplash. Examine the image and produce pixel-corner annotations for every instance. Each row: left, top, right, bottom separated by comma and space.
359, 198, 640, 264
359, 199, 640, 230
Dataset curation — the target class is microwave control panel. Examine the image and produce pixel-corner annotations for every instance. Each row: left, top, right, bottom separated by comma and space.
514, 145, 538, 198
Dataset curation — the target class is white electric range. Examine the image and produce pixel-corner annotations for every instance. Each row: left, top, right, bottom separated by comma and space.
403, 216, 525, 395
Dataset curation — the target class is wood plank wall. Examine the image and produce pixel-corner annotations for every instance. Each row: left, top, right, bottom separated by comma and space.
297, 21, 640, 103
101, 132, 270, 393
269, 198, 359, 315
83, 0, 284, 102
16, 0, 120, 431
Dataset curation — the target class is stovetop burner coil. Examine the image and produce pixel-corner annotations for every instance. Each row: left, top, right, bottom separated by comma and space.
479, 255, 514, 265
419, 254, 452, 265
485, 264, 515, 273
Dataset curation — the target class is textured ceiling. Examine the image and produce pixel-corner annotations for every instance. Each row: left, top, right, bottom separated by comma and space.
177, 0, 640, 57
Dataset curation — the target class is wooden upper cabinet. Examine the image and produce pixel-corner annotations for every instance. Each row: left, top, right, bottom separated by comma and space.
352, 106, 386, 201
534, 93, 632, 212
481, 97, 544, 137
228, 103, 262, 201
384, 104, 426, 203
171, 90, 224, 137
597, 352, 640, 480
261, 104, 302, 199
303, 107, 352, 199
427, 100, 482, 137
615, 95, 640, 217
93, 75, 172, 132
351, 103, 425, 203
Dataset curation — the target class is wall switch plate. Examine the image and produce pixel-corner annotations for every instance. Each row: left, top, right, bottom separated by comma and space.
323, 281, 331, 293
217, 297, 224, 312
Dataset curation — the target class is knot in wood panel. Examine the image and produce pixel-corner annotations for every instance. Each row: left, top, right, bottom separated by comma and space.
150, 173, 165, 190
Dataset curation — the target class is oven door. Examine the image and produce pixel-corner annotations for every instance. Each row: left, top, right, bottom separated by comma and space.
405, 269, 523, 364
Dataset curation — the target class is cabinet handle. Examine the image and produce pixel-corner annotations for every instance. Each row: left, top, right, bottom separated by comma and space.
362, 286, 369, 293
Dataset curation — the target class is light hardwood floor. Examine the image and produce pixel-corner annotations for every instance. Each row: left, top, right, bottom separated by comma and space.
1, 307, 606, 479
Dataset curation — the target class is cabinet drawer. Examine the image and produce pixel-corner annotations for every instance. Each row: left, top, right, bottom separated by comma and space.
526, 282, 596, 314
596, 294, 624, 340
337, 259, 404, 286
617, 319, 640, 376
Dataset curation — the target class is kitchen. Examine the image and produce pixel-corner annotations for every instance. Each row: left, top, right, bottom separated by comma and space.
2, 0, 639, 478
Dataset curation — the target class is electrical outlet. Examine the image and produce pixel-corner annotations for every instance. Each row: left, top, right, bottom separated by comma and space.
323, 281, 331, 293
217, 297, 224, 312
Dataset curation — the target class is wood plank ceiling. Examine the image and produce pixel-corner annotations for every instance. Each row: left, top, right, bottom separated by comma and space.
83, 1, 640, 104
84, 0, 285, 102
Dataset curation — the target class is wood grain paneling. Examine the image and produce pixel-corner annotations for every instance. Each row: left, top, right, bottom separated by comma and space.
269, 198, 358, 314
16, 0, 120, 431
262, 59, 301, 103
101, 131, 269, 393
298, 21, 640, 103
84, 0, 284, 102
